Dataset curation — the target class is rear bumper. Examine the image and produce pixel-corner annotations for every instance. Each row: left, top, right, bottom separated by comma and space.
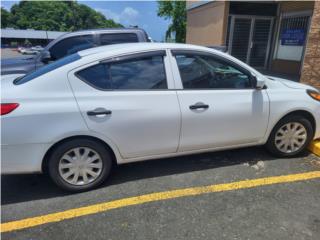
1, 143, 50, 174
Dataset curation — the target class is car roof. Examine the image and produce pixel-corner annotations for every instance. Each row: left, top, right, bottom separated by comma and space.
44, 28, 148, 50
59, 28, 147, 38
71, 28, 147, 34
78, 42, 221, 57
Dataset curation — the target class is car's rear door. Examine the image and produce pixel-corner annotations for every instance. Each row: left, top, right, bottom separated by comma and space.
170, 50, 269, 152
68, 50, 181, 159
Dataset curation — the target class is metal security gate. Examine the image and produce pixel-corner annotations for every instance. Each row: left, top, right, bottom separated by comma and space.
228, 15, 274, 69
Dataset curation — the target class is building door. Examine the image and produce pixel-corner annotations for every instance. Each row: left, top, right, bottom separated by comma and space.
229, 16, 274, 69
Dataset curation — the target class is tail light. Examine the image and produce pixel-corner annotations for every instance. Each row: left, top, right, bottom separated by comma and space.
0, 103, 19, 115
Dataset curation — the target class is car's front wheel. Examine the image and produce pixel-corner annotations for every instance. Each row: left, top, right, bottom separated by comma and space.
48, 138, 112, 192
266, 115, 314, 157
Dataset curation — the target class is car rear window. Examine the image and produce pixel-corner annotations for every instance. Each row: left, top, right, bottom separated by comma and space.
14, 53, 81, 85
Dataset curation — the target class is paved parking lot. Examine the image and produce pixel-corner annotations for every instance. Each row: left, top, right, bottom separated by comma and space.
1, 147, 320, 240
1, 48, 24, 59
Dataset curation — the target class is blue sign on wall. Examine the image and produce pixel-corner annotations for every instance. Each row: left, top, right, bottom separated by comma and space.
281, 29, 306, 46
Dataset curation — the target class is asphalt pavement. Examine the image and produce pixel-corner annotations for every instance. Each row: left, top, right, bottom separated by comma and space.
1, 147, 320, 240
1, 48, 24, 59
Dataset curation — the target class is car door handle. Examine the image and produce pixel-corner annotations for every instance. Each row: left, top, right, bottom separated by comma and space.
189, 103, 209, 110
87, 109, 112, 116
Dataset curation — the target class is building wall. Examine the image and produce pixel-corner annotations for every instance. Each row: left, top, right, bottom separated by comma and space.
186, 1, 229, 46
279, 0, 314, 12
301, 0, 320, 88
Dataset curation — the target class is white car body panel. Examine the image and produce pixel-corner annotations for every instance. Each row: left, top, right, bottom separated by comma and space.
1, 69, 88, 172
266, 88, 320, 140
68, 81, 181, 159
1, 43, 319, 174
176, 89, 269, 151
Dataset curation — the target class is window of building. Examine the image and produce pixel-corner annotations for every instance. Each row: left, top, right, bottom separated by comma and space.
174, 53, 252, 89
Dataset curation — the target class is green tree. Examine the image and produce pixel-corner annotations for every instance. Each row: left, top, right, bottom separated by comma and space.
4, 1, 122, 31
157, 0, 186, 43
1, 7, 11, 28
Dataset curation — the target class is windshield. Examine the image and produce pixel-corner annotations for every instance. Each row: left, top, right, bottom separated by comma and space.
14, 53, 81, 85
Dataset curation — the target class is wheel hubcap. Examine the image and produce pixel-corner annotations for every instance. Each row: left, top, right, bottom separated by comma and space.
275, 122, 307, 153
59, 147, 103, 186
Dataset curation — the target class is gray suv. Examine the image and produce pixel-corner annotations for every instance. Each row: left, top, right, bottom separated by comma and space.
1, 28, 150, 75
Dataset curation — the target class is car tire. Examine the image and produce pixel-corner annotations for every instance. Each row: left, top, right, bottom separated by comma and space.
266, 115, 314, 157
48, 138, 112, 192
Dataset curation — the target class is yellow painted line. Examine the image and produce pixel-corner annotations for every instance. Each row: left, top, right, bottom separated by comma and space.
1, 171, 320, 233
309, 139, 320, 156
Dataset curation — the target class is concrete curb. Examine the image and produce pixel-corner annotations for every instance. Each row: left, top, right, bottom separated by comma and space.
309, 139, 320, 156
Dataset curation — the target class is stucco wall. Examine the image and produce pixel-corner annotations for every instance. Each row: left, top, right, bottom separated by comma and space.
301, 0, 320, 88
186, 1, 229, 46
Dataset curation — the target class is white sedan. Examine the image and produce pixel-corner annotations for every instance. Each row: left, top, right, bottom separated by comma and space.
20, 48, 38, 55
1, 43, 320, 191
31, 45, 44, 52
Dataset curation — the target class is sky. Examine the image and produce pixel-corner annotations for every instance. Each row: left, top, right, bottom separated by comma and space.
1, 0, 171, 42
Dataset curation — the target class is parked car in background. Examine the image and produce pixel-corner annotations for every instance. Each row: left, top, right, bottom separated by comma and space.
20, 48, 38, 55
31, 45, 44, 52
1, 28, 150, 75
17, 46, 25, 53
1, 43, 320, 192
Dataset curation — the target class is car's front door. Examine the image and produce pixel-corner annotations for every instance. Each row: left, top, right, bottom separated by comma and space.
171, 50, 269, 152
68, 50, 181, 159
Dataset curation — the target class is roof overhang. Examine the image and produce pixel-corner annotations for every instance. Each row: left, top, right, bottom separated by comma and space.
187, 1, 213, 11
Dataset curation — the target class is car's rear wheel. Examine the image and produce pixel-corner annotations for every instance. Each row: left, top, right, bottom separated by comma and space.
48, 138, 112, 192
266, 115, 314, 157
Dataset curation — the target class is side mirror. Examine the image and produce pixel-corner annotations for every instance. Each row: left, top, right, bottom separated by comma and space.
252, 75, 265, 90
41, 50, 52, 64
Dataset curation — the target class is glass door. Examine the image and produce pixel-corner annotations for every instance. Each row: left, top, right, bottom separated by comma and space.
229, 16, 274, 69
249, 19, 273, 68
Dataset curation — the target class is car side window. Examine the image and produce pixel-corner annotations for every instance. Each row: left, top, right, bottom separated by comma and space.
49, 35, 95, 60
76, 53, 167, 90
100, 33, 139, 45
174, 53, 252, 89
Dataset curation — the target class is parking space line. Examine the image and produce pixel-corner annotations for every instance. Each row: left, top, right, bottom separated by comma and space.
1, 171, 320, 233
